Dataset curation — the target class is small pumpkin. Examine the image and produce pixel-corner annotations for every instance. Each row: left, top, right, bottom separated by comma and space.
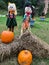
1, 31, 14, 43
18, 50, 32, 65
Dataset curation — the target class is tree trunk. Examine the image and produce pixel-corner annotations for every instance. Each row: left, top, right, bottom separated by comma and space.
44, 0, 48, 14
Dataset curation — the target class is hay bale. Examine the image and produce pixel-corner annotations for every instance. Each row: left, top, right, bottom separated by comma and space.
19, 31, 49, 58
0, 31, 49, 62
0, 37, 19, 62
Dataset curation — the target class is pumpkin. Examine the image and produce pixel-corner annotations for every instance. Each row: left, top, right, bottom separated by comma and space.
18, 50, 32, 65
1, 31, 14, 43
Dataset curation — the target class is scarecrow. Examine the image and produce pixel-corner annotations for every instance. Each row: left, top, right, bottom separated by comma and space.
6, 2, 17, 32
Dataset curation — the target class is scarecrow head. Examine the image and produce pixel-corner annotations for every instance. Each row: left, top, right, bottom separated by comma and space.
8, 2, 17, 15
25, 7, 32, 16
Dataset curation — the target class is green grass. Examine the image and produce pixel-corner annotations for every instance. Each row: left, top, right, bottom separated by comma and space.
0, 16, 49, 65
0, 57, 49, 65
31, 17, 49, 44
0, 16, 49, 43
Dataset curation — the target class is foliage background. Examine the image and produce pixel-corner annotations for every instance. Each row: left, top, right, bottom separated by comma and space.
0, 0, 46, 16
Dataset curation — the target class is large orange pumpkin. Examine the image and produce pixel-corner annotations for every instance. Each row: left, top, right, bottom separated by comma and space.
1, 31, 14, 43
18, 50, 32, 65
